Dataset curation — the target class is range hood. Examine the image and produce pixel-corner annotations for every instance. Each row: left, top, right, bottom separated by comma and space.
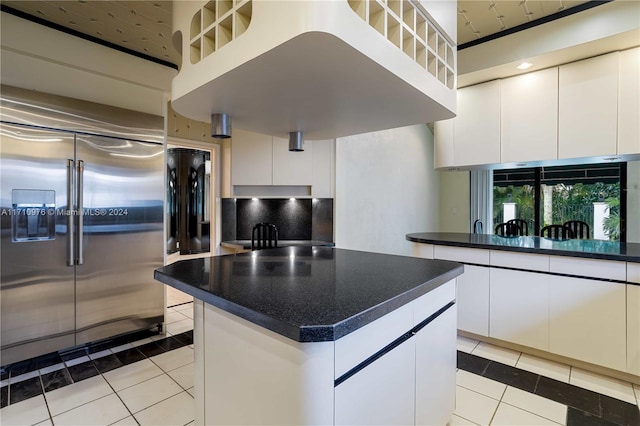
171, 0, 456, 140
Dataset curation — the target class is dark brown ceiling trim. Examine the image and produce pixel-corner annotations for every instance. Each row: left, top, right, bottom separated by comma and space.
0, 4, 179, 71
458, 0, 612, 50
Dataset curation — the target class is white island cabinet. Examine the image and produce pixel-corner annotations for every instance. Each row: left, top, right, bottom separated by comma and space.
155, 247, 462, 426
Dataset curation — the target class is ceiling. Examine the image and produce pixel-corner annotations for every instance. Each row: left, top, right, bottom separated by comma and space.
1, 0, 595, 69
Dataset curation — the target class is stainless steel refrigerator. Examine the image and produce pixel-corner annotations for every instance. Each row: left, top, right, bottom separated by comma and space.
0, 86, 164, 366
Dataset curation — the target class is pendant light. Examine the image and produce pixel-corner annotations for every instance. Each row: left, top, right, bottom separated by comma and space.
289, 131, 304, 152
211, 113, 231, 138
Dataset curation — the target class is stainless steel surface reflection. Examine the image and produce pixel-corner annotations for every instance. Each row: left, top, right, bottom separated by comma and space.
1, 88, 164, 366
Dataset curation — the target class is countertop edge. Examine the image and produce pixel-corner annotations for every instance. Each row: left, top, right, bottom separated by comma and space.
154, 259, 464, 343
406, 233, 640, 263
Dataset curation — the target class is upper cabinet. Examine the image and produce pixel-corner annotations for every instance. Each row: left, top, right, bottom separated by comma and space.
272, 137, 313, 186
231, 129, 334, 198
501, 68, 558, 163
453, 80, 501, 167
618, 47, 640, 156
231, 129, 273, 186
434, 50, 639, 169
558, 53, 619, 159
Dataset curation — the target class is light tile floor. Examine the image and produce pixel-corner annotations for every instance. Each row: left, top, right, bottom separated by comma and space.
2, 304, 639, 426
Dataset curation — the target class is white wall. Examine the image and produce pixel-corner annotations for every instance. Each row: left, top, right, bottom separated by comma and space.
335, 124, 439, 256
1, 12, 175, 116
439, 171, 470, 232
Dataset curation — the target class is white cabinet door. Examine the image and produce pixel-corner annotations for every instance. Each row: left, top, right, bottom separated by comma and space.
415, 306, 456, 426
628, 284, 640, 375
434, 118, 455, 169
618, 47, 640, 155
454, 80, 501, 167
558, 53, 618, 159
501, 68, 558, 163
490, 269, 549, 350
549, 275, 626, 371
230, 129, 273, 186
457, 265, 490, 336
272, 137, 313, 186
335, 338, 416, 426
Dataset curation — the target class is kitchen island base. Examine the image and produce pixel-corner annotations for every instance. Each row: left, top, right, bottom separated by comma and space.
193, 280, 457, 426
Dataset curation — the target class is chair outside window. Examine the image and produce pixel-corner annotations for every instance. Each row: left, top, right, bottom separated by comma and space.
563, 220, 590, 239
473, 219, 483, 234
494, 222, 523, 237
507, 219, 529, 236
251, 223, 278, 250
540, 224, 574, 240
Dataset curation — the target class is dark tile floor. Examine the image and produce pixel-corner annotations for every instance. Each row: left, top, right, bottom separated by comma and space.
457, 351, 640, 426
0, 329, 194, 410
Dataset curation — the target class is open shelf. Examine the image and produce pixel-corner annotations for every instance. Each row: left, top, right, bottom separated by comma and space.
218, 14, 233, 49
348, 0, 366, 20
191, 10, 202, 40
387, 15, 401, 49
203, 27, 216, 58
235, 1, 252, 38
402, 2, 414, 30
343, 0, 456, 90
416, 42, 426, 68
427, 51, 437, 77
190, 38, 202, 64
388, 0, 401, 18
427, 25, 437, 51
218, 0, 233, 17
437, 59, 446, 85
188, 0, 253, 63
402, 27, 413, 59
203, 1, 217, 28
415, 12, 426, 41
369, 1, 385, 36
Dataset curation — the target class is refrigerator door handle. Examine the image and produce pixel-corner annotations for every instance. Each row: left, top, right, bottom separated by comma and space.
67, 159, 75, 266
77, 160, 84, 265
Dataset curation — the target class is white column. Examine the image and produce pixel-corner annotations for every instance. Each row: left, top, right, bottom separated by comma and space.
503, 203, 516, 222
543, 185, 553, 226
593, 202, 609, 240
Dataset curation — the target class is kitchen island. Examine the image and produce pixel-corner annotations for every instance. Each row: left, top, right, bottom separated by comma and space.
407, 232, 640, 383
155, 246, 463, 425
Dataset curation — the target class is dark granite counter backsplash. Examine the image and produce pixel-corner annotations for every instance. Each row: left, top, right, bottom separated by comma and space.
221, 198, 333, 243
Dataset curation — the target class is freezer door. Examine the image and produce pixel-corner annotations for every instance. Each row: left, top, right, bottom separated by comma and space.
74, 135, 164, 344
0, 123, 76, 365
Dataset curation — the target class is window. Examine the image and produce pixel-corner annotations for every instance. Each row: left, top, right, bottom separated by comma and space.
493, 162, 626, 241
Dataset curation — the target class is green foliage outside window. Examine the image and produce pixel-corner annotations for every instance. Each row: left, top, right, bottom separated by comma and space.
493, 182, 620, 240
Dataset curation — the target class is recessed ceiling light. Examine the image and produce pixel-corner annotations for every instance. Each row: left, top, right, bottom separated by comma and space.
517, 62, 533, 70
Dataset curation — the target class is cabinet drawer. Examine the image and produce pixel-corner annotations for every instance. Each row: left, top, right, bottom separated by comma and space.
413, 280, 455, 326
434, 246, 490, 265
490, 251, 549, 272
549, 256, 626, 281
334, 301, 413, 379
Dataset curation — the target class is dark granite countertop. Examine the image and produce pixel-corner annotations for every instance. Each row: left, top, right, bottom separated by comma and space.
406, 232, 640, 263
221, 240, 334, 250
154, 246, 463, 342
